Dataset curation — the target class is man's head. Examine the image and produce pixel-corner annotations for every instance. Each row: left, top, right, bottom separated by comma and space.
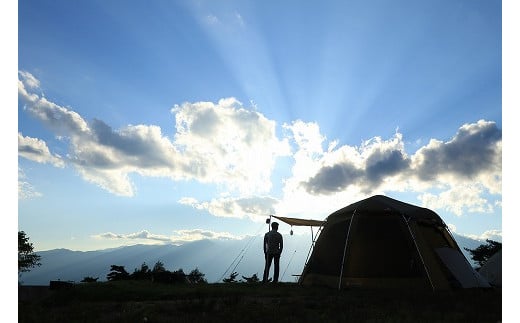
271, 222, 279, 231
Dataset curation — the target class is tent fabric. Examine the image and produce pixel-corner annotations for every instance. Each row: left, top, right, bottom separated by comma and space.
298, 195, 490, 290
478, 250, 501, 287
272, 215, 325, 227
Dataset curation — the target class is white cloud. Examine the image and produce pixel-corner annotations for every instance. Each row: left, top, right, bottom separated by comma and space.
18, 133, 65, 167
172, 98, 291, 194
179, 195, 278, 221
461, 229, 502, 242
92, 229, 242, 245
93, 230, 171, 243
205, 14, 219, 25
284, 120, 501, 217
18, 168, 42, 200
18, 71, 501, 223
418, 184, 494, 216
18, 70, 40, 89
19, 72, 290, 197
170, 229, 243, 244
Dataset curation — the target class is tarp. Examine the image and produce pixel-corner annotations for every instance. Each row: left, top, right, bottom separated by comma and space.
272, 215, 325, 227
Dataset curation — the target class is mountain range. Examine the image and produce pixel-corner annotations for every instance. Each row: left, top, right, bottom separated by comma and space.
19, 233, 484, 286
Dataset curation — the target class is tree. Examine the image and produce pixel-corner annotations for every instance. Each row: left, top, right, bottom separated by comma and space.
222, 272, 239, 283
187, 268, 207, 284
18, 231, 42, 274
80, 276, 99, 283
464, 239, 502, 269
131, 262, 152, 280
106, 265, 130, 281
152, 260, 166, 273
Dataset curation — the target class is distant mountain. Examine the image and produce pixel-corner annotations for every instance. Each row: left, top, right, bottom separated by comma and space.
20, 234, 313, 286
20, 232, 485, 286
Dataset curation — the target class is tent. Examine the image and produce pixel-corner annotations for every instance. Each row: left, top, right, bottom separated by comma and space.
478, 250, 501, 287
297, 195, 490, 290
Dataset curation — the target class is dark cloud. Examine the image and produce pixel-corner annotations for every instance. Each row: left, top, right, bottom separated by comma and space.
19, 143, 44, 156
81, 119, 176, 169
365, 149, 410, 184
414, 120, 501, 181
302, 162, 364, 194
300, 120, 501, 196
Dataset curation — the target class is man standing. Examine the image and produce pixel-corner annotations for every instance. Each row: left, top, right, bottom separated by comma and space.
263, 222, 283, 283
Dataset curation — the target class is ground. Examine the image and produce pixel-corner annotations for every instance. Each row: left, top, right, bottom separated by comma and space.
18, 281, 501, 322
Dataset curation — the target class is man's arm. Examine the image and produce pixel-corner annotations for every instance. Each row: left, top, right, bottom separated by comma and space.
263, 234, 268, 254
279, 233, 283, 253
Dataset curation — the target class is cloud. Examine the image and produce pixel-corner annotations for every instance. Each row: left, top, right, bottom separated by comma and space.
179, 195, 278, 221
92, 229, 242, 245
172, 98, 291, 194
18, 133, 65, 167
461, 229, 502, 242
294, 120, 500, 197
19, 78, 90, 136
18, 167, 42, 200
205, 14, 220, 25
18, 72, 290, 196
418, 184, 494, 216
94, 230, 171, 242
18, 71, 501, 221
411, 120, 502, 184
295, 128, 410, 194
18, 70, 40, 89
281, 119, 501, 217
169, 229, 243, 244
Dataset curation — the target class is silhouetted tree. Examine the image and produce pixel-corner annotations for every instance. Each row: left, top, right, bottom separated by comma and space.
80, 276, 99, 283
464, 239, 502, 269
187, 268, 207, 284
152, 260, 166, 273
242, 273, 260, 283
131, 262, 152, 280
171, 268, 187, 284
222, 272, 239, 283
106, 265, 130, 281
18, 231, 42, 275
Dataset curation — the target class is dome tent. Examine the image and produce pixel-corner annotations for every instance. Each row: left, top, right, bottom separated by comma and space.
478, 249, 501, 287
298, 195, 490, 290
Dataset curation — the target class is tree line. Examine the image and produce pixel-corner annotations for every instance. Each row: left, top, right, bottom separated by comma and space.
82, 263, 261, 284
84, 261, 208, 284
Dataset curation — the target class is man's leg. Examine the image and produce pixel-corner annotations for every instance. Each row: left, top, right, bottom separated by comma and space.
273, 254, 280, 283
262, 254, 273, 283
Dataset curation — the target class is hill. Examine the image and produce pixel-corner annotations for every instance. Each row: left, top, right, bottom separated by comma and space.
19, 233, 484, 286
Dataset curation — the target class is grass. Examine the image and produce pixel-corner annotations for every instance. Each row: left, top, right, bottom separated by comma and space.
19, 281, 501, 322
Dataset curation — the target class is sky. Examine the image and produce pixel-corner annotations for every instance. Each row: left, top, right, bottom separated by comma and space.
15, 0, 507, 254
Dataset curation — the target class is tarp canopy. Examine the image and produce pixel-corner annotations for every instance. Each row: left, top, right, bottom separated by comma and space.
272, 215, 325, 227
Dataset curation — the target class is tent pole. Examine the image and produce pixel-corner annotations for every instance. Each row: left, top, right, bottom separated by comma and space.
338, 209, 356, 290
401, 214, 435, 291
303, 225, 322, 267
299, 225, 323, 284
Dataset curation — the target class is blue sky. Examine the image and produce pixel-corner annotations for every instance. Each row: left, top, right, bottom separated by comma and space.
16, 0, 505, 252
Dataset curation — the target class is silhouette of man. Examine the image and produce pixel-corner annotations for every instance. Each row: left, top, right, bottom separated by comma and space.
263, 221, 283, 283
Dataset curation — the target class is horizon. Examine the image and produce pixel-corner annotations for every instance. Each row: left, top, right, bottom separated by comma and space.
17, 0, 503, 255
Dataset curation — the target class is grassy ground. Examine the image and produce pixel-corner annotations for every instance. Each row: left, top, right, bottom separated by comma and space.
19, 281, 501, 322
